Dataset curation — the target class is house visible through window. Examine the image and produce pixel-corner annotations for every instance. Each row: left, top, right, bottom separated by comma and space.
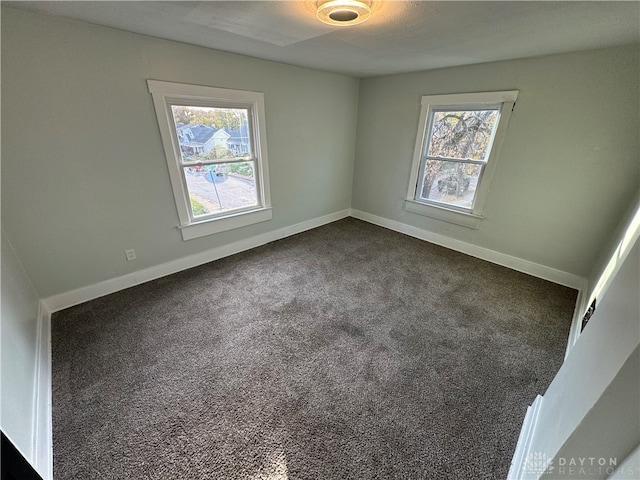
406, 91, 518, 229
172, 106, 257, 216
148, 80, 271, 240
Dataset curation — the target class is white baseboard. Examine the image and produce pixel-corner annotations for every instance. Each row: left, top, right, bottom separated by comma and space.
508, 395, 544, 480
42, 210, 350, 313
349, 209, 587, 290
32, 302, 53, 480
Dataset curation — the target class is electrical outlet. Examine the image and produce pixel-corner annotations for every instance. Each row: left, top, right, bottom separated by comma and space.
125, 249, 137, 261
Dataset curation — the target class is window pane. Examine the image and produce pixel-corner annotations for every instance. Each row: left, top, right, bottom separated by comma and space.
184, 161, 257, 217
420, 159, 481, 209
426, 109, 498, 161
171, 105, 251, 163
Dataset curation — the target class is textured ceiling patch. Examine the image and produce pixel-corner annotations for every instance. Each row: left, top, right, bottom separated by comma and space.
183, 1, 331, 47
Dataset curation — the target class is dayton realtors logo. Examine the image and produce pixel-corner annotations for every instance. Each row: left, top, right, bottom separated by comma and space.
522, 453, 633, 477
522, 452, 554, 476
556, 456, 620, 477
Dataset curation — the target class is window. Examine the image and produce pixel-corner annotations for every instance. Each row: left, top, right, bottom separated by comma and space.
148, 80, 271, 240
406, 91, 518, 229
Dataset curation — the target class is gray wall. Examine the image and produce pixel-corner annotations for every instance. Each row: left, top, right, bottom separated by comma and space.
1, 229, 40, 462
1, 7, 359, 298
352, 46, 639, 278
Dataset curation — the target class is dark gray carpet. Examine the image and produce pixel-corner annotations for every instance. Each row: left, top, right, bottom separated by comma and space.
52, 218, 577, 479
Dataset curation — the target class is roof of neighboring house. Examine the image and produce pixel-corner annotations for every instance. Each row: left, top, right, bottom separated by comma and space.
213, 129, 230, 139
177, 123, 248, 146
177, 123, 220, 145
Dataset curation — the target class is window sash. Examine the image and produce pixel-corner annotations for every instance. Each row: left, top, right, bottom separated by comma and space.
168, 102, 255, 162
181, 159, 260, 222
423, 106, 501, 163
417, 159, 486, 211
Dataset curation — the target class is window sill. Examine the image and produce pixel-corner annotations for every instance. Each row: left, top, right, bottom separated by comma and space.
405, 199, 483, 229
179, 207, 272, 240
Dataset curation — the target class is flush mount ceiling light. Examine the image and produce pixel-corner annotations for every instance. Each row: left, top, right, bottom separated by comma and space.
316, 0, 372, 26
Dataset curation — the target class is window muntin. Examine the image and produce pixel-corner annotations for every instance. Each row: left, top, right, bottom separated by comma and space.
407, 91, 518, 227
148, 80, 271, 240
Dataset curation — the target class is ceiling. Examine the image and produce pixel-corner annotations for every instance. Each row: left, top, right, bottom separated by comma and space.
9, 1, 640, 77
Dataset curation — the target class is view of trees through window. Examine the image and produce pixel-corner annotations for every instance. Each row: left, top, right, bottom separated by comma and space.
420, 109, 498, 209
170, 105, 257, 218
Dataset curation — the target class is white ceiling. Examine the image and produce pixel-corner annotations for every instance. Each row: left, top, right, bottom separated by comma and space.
9, 1, 640, 77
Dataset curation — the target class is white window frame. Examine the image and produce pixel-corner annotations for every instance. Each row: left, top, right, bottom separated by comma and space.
406, 90, 518, 229
148, 80, 272, 241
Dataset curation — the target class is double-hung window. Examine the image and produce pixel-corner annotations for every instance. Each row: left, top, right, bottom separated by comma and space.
406, 91, 518, 229
148, 80, 271, 240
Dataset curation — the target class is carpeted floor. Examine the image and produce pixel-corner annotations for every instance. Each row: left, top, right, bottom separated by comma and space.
52, 218, 577, 479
